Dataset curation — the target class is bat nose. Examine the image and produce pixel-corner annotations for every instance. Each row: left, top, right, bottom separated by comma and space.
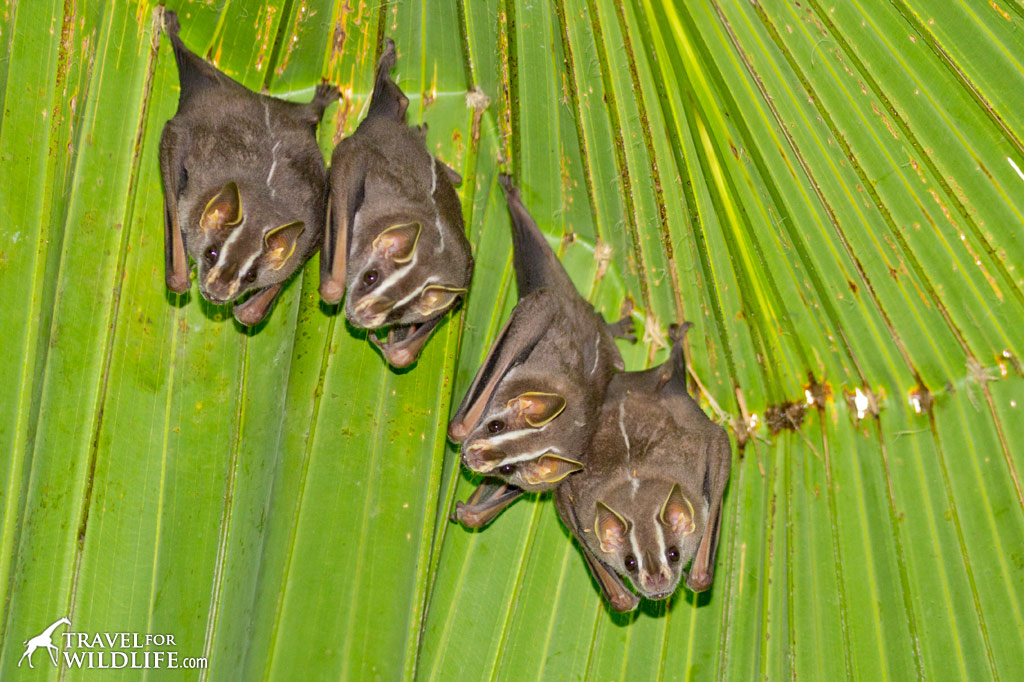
349, 296, 392, 328
462, 443, 503, 473
642, 565, 673, 594
203, 264, 240, 303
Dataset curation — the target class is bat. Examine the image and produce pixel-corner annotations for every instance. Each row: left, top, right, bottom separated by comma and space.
448, 175, 635, 524
555, 324, 732, 610
159, 10, 337, 326
319, 39, 473, 368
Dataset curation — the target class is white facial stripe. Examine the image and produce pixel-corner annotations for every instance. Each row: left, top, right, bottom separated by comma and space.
618, 401, 631, 456
591, 334, 601, 376
502, 445, 562, 467
214, 219, 248, 270
654, 513, 668, 563
391, 276, 433, 308
428, 159, 445, 253
477, 423, 544, 447
367, 251, 424, 301
628, 525, 644, 575
266, 141, 282, 197
237, 250, 261, 282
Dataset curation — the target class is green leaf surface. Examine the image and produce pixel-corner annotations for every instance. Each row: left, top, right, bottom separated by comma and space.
1, 0, 1021, 680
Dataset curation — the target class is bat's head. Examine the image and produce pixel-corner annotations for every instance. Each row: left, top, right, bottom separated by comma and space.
188, 181, 309, 306
450, 367, 591, 492
447, 290, 618, 491
345, 217, 472, 367
591, 478, 706, 600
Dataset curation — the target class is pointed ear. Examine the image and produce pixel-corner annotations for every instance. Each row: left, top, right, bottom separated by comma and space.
521, 454, 583, 486
595, 502, 629, 554
264, 221, 305, 271
660, 484, 696, 536
508, 392, 566, 427
201, 182, 242, 232
413, 286, 466, 316
372, 222, 421, 263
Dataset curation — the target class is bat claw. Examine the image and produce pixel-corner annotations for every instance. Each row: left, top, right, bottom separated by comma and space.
607, 315, 636, 343
166, 272, 190, 295
319, 279, 344, 305
314, 82, 341, 107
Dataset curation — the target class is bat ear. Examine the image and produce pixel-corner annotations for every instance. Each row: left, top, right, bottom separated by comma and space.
659, 483, 696, 536
201, 182, 242, 232
595, 502, 629, 554
264, 221, 305, 271
521, 454, 583, 486
412, 285, 466, 316
372, 222, 421, 263
508, 392, 566, 427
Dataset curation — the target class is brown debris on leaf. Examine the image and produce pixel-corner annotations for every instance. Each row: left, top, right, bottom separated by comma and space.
764, 401, 807, 434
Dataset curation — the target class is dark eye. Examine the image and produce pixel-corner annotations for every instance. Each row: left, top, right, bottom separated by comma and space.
499, 464, 514, 475
204, 247, 218, 266
487, 420, 505, 433
624, 554, 638, 573
363, 269, 379, 286
667, 546, 680, 563
244, 268, 257, 284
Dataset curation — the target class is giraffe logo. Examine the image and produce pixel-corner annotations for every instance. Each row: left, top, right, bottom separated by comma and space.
17, 616, 71, 669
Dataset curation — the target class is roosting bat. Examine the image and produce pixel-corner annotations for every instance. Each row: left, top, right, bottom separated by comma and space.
448, 175, 635, 527
555, 325, 732, 611
159, 10, 337, 326
319, 39, 473, 368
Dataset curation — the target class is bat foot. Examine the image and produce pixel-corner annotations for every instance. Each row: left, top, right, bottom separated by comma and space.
314, 82, 341, 107
498, 173, 519, 202
668, 321, 693, 343
163, 8, 181, 36
607, 315, 637, 343
379, 37, 397, 66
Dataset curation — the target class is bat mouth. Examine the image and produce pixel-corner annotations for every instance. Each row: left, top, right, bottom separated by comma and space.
369, 316, 443, 368
644, 588, 675, 601
202, 292, 234, 305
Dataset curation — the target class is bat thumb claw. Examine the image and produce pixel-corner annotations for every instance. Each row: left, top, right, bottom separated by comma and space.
685, 569, 713, 593
166, 273, 190, 295
319, 280, 344, 305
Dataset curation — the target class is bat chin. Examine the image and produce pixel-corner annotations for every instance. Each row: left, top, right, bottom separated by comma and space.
370, 316, 442, 368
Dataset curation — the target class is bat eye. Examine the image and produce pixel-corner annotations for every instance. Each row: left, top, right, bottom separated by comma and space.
363, 269, 379, 286
204, 247, 218, 265
666, 546, 680, 563
624, 554, 638, 573
244, 268, 257, 284
499, 464, 515, 475
487, 420, 505, 433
